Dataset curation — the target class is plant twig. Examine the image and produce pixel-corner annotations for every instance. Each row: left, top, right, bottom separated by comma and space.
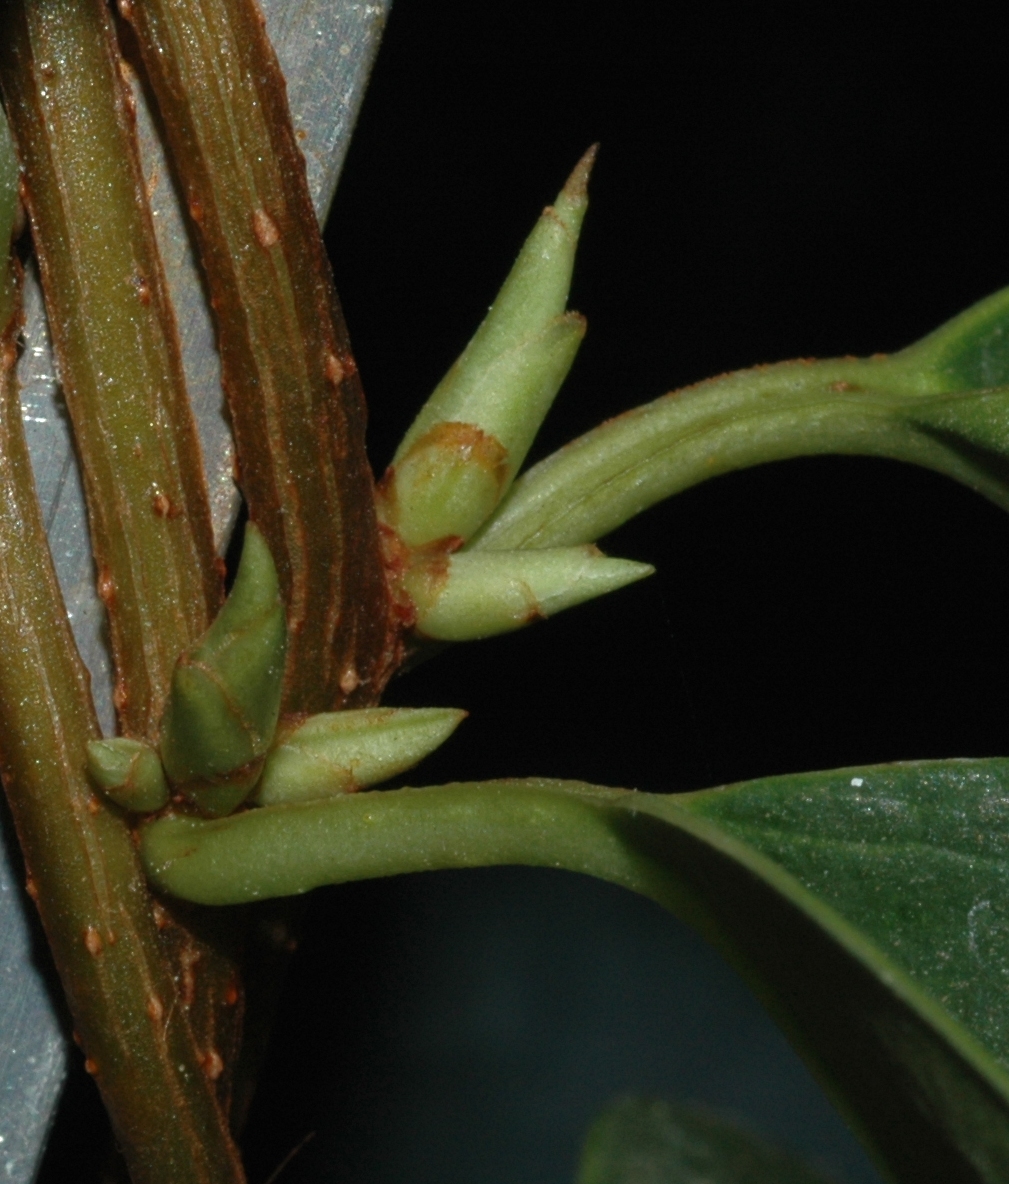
0, 0, 254, 1129
0, 265, 244, 1183
123, 0, 395, 714
0, 0, 222, 742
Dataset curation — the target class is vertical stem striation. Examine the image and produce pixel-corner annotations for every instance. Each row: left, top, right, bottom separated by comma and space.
124, 0, 394, 714
0, 0, 222, 741
2, 0, 246, 1136
0, 267, 244, 1183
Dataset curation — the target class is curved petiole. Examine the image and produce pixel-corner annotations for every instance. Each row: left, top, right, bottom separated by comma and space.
141, 772, 1009, 1184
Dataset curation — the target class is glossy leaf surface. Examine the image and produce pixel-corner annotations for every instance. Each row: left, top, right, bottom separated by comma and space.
577, 1096, 836, 1184
897, 285, 1009, 392
679, 759, 1009, 1072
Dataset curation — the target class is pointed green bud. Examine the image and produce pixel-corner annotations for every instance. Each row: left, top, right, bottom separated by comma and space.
396, 147, 594, 458
403, 546, 653, 642
159, 523, 287, 817
379, 147, 595, 548
86, 738, 170, 813
253, 707, 467, 806
381, 316, 585, 549
380, 422, 509, 550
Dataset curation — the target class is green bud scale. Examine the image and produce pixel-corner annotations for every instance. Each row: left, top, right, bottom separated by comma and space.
86, 738, 170, 813
253, 707, 467, 806
404, 546, 653, 642
379, 147, 595, 550
159, 523, 287, 817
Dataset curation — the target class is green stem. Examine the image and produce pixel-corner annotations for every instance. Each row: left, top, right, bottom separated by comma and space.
122, 0, 394, 714
0, 0, 222, 739
471, 353, 1009, 551
1, 0, 250, 1128
0, 269, 243, 1184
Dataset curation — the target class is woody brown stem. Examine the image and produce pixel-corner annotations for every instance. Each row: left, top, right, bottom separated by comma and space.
0, 262, 244, 1183
0, 0, 222, 742
123, 0, 395, 715
0, 0, 249, 1152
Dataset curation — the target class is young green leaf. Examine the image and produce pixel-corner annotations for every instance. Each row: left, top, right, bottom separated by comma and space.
141, 772, 1009, 1183
402, 547, 653, 641
577, 1097, 837, 1184
253, 707, 466, 805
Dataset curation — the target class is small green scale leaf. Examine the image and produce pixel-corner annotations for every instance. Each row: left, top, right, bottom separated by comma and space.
577, 1097, 836, 1184
253, 707, 467, 805
379, 148, 592, 549
87, 738, 169, 813
405, 547, 653, 641
159, 523, 286, 816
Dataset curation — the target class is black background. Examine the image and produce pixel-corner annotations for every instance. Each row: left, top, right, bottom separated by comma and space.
40, 3, 1009, 1183
332, 0, 1009, 793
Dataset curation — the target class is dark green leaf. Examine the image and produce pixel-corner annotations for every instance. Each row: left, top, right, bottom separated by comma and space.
897, 286, 1009, 391
577, 1097, 836, 1184
679, 759, 1009, 1075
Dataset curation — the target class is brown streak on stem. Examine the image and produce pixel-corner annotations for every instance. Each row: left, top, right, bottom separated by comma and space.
0, 0, 222, 741
0, 261, 244, 1181
125, 0, 395, 715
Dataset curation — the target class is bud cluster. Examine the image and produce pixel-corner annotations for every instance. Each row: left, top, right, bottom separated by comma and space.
86, 153, 659, 821
87, 526, 465, 818
377, 147, 652, 643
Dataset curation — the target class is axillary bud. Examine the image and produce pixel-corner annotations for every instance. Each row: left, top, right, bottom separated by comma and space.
378, 147, 595, 550
404, 546, 654, 642
253, 707, 467, 806
86, 737, 169, 813
159, 523, 287, 817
